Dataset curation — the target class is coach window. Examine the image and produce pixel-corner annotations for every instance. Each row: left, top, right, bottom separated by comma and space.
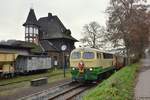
83, 52, 94, 59
103, 53, 113, 59
71, 52, 81, 59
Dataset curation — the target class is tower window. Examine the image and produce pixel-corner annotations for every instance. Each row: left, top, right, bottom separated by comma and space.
29, 38, 32, 41
25, 33, 28, 37
29, 26, 33, 33
25, 27, 29, 33
35, 28, 38, 34
29, 38, 33, 42
29, 33, 33, 36
34, 28, 36, 34
25, 38, 27, 41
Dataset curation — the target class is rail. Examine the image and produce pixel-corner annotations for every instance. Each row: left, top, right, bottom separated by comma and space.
49, 84, 91, 100
17, 81, 95, 100
17, 81, 75, 100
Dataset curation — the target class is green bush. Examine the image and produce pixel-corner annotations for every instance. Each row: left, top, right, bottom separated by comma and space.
83, 64, 139, 100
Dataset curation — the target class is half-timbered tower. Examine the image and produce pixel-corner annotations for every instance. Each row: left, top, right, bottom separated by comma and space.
23, 9, 39, 44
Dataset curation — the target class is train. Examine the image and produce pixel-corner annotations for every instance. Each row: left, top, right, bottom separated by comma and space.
0, 53, 17, 78
0, 52, 52, 78
70, 47, 125, 81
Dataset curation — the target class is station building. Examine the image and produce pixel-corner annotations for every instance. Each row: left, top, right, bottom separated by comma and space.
23, 8, 78, 67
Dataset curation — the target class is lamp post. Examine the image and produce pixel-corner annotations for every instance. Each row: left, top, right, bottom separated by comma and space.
61, 44, 67, 77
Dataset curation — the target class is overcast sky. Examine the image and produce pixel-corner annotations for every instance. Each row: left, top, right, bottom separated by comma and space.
0, 0, 109, 46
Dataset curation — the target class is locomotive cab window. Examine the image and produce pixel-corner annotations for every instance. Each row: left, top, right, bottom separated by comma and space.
71, 52, 81, 59
103, 53, 113, 59
83, 52, 95, 59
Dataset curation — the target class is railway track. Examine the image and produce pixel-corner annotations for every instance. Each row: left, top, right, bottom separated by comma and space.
17, 81, 95, 100
18, 81, 77, 100
49, 84, 92, 100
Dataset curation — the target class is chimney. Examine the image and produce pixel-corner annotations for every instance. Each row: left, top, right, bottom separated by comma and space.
48, 13, 52, 18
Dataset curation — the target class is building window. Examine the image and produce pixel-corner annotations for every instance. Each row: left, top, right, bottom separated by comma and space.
29, 38, 32, 42
25, 33, 28, 37
36, 28, 38, 34
25, 38, 30, 42
33, 27, 38, 34
29, 33, 33, 36
29, 40, 32, 42
29, 26, 33, 33
33, 27, 35, 34
34, 34, 37, 37
25, 27, 28, 33
25, 38, 27, 41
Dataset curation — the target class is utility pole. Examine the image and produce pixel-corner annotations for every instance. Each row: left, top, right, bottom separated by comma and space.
61, 44, 67, 78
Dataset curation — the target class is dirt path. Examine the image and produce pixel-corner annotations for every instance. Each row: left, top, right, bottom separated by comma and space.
134, 59, 150, 100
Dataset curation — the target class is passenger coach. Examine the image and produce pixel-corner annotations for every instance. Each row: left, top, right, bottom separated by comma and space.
70, 47, 116, 81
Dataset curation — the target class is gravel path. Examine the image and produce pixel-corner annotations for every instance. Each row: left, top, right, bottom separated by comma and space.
134, 59, 150, 100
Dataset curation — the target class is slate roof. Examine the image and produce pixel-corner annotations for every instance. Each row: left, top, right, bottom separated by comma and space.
23, 9, 78, 52
23, 9, 78, 41
0, 44, 32, 50
0, 40, 32, 48
39, 40, 60, 52
38, 14, 78, 41
0, 40, 43, 54
23, 8, 38, 26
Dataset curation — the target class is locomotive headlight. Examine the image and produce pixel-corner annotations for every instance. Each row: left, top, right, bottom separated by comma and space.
72, 68, 75, 70
89, 68, 93, 71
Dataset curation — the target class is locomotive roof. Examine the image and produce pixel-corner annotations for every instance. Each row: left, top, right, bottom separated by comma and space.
71, 47, 114, 54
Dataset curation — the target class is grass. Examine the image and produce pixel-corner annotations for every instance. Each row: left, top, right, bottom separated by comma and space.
0, 68, 71, 96
0, 68, 70, 85
83, 63, 139, 100
0, 72, 71, 96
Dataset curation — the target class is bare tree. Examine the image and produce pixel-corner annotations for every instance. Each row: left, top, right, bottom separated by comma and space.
80, 21, 106, 49
106, 0, 150, 63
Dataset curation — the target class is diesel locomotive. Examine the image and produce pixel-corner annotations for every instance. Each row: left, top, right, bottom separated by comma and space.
70, 47, 125, 81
